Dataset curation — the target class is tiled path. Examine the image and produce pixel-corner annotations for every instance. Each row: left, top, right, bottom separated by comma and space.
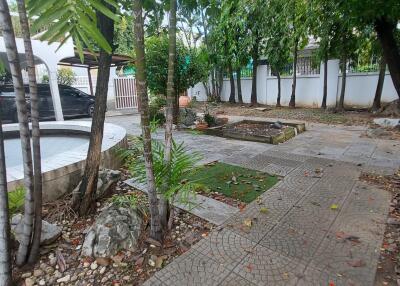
91, 115, 400, 285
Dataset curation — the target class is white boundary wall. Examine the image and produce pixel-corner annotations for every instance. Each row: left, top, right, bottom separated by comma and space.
188, 59, 398, 108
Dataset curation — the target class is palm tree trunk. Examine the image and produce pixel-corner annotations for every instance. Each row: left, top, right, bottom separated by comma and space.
133, 0, 163, 241
16, 0, 43, 265
0, 0, 34, 266
236, 68, 243, 104
228, 62, 235, 103
289, 39, 298, 108
162, 0, 177, 230
337, 55, 347, 112
0, 119, 12, 286
321, 55, 328, 109
73, 4, 115, 216
372, 55, 386, 112
276, 71, 281, 107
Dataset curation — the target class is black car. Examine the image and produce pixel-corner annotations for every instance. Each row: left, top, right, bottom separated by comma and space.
0, 84, 95, 123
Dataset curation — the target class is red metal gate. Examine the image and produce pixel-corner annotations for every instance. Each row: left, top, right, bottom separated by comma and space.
114, 78, 138, 109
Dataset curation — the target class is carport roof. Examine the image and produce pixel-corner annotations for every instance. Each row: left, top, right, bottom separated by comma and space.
58, 49, 133, 69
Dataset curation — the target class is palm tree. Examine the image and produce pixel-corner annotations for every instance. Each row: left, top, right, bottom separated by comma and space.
161, 0, 177, 230
16, 0, 43, 264
0, 119, 11, 286
73, 2, 116, 216
133, 0, 163, 241
0, 0, 35, 266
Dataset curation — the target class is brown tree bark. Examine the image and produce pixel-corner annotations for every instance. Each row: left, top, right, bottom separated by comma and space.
73, 3, 115, 216
228, 62, 235, 103
250, 42, 259, 106
162, 0, 177, 230
372, 56, 386, 112
0, 0, 34, 266
289, 39, 298, 108
337, 56, 347, 112
321, 56, 328, 109
0, 117, 12, 285
375, 17, 400, 99
16, 0, 43, 264
276, 71, 281, 107
133, 0, 163, 241
236, 68, 243, 104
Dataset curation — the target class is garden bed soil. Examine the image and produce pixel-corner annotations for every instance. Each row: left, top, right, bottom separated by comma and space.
13, 168, 213, 286
192, 102, 377, 126
205, 120, 299, 144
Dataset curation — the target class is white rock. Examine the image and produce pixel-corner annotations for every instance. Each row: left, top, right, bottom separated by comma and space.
25, 278, 35, 286
38, 279, 46, 285
99, 266, 107, 275
33, 269, 44, 277
21, 272, 32, 279
57, 274, 71, 283
90, 262, 98, 270
11, 214, 61, 245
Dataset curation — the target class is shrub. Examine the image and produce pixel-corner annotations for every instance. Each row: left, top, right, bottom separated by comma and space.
204, 113, 216, 127
57, 68, 76, 86
8, 186, 25, 215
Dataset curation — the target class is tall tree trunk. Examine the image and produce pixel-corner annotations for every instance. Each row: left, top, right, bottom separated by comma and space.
73, 3, 115, 216
372, 56, 386, 112
228, 62, 235, 103
337, 56, 347, 112
0, 0, 34, 266
276, 71, 281, 107
162, 0, 177, 230
133, 0, 163, 241
289, 39, 298, 108
16, 0, 43, 264
216, 69, 223, 102
211, 69, 216, 99
236, 68, 243, 104
375, 17, 400, 99
0, 118, 11, 286
250, 43, 258, 106
321, 55, 328, 109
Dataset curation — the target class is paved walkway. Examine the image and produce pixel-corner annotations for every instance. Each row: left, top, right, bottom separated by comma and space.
84, 114, 400, 285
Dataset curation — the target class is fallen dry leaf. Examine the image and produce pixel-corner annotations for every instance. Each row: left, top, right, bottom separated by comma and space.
346, 259, 365, 267
330, 204, 339, 210
56, 250, 67, 273
243, 218, 253, 227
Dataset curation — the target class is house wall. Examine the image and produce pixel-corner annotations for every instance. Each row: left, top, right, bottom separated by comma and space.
188, 60, 398, 108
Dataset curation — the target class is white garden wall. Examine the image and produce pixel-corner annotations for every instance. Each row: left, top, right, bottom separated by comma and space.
188, 59, 398, 108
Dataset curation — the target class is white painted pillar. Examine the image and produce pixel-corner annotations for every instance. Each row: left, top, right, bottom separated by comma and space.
257, 65, 268, 104
327, 59, 340, 107
319, 60, 340, 108
48, 68, 64, 121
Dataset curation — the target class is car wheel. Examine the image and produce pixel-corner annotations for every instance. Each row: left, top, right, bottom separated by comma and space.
87, 104, 95, 117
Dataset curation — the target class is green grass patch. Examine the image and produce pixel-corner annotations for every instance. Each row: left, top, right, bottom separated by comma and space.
189, 162, 279, 203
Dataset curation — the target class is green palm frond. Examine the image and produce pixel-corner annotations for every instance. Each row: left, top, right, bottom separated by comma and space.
124, 138, 203, 206
27, 0, 120, 59
8, 186, 25, 216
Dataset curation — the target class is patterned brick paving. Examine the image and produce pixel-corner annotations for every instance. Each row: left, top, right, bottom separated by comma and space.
143, 149, 392, 286
93, 119, 394, 286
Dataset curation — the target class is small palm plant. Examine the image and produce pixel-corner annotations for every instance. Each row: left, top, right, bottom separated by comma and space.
120, 137, 202, 229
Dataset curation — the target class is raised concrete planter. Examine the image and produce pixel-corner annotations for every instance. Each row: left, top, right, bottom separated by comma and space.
205, 120, 305, 144
5, 121, 127, 202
